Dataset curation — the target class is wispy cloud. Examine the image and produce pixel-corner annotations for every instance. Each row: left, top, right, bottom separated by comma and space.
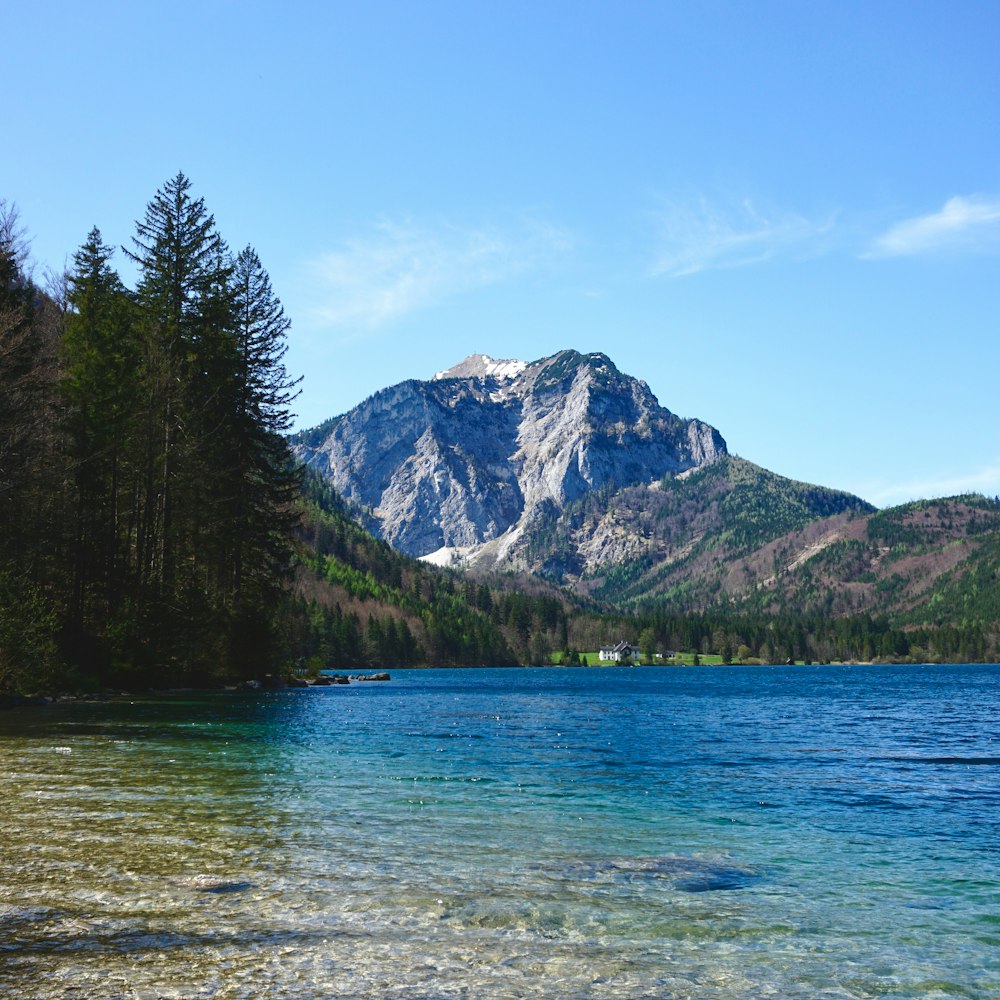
863, 462, 1000, 508
864, 195, 1000, 259
305, 216, 573, 331
650, 197, 834, 278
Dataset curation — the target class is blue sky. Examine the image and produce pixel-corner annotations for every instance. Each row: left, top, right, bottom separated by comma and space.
6, 0, 999, 507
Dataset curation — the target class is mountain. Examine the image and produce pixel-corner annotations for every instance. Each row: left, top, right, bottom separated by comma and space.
294, 349, 725, 567
293, 350, 1000, 638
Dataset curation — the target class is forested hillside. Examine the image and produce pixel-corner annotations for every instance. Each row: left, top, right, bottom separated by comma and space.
282, 472, 1000, 671
286, 470, 520, 669
730, 495, 1000, 625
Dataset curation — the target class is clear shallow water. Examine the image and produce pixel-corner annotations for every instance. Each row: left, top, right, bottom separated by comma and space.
1, 664, 998, 999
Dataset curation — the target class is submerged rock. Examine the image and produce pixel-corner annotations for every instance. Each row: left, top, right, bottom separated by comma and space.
548, 854, 761, 893
174, 874, 255, 894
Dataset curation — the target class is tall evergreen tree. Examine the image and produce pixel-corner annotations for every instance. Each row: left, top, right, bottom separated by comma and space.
62, 228, 139, 657
228, 245, 301, 607
123, 173, 236, 675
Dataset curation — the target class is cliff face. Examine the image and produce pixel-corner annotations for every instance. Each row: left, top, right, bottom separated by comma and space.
295, 350, 727, 565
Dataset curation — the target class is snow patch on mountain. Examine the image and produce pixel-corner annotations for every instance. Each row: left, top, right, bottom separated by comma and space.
433, 354, 528, 382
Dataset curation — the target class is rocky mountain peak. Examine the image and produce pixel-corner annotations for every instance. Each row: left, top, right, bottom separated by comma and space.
295, 349, 727, 567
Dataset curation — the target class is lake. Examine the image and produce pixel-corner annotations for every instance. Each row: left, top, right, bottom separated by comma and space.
1, 664, 998, 998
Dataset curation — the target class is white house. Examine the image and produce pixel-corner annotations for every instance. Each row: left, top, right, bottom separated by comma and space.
598, 641, 639, 663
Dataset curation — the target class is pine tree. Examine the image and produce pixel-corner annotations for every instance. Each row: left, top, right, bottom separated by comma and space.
62, 228, 139, 650
227, 245, 301, 609
188, 244, 302, 676
124, 173, 236, 675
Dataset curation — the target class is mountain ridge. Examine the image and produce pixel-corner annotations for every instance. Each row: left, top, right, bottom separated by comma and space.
293, 350, 1000, 635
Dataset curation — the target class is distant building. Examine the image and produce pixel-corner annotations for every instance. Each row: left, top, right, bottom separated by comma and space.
598, 641, 638, 663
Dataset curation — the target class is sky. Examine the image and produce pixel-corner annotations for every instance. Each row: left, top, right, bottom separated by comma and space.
6, 0, 999, 508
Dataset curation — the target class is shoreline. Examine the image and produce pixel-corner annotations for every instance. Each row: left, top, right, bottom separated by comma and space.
3, 660, 998, 711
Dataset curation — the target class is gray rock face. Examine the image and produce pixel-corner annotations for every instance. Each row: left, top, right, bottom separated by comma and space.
295, 350, 726, 565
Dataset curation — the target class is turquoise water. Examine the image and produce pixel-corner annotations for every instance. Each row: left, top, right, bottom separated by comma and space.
1, 664, 998, 998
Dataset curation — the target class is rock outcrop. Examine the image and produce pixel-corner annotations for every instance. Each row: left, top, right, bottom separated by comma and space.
294, 350, 726, 569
